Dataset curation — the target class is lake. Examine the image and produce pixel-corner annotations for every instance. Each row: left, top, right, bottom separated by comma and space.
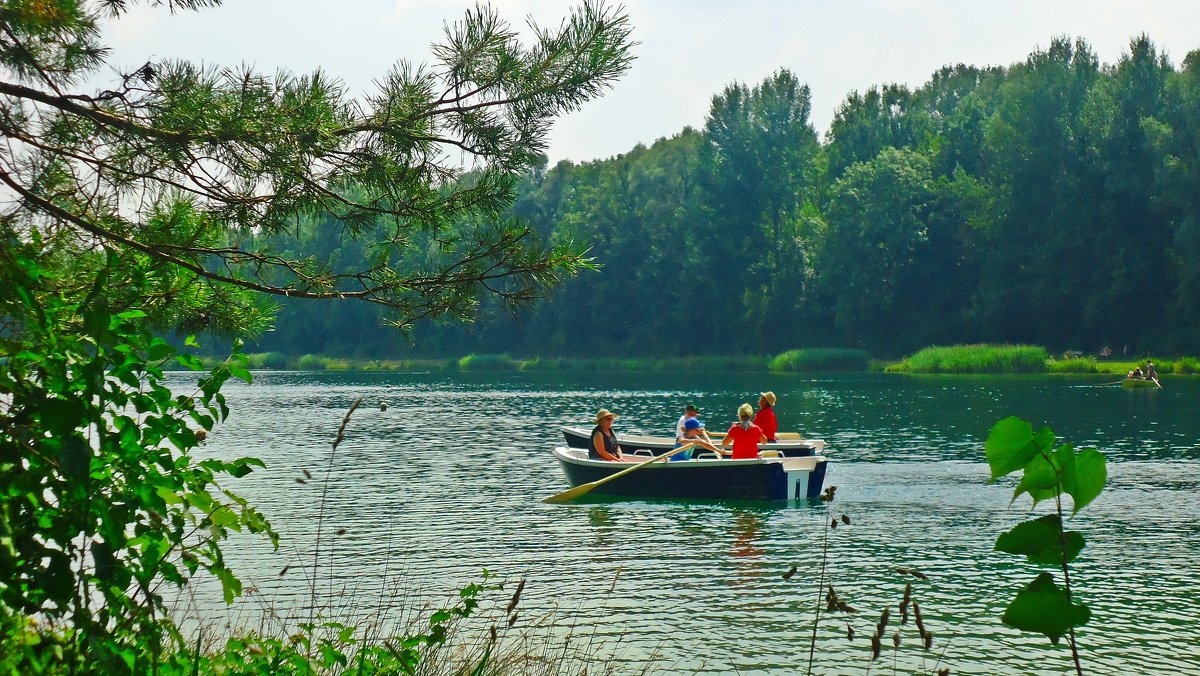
169, 370, 1200, 675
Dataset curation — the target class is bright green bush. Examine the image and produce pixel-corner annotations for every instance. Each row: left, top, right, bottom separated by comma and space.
889, 344, 1049, 373
297, 354, 328, 370
1174, 357, 1200, 374
769, 348, 870, 372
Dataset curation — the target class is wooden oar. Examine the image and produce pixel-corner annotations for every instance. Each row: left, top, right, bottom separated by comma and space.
543, 444, 695, 504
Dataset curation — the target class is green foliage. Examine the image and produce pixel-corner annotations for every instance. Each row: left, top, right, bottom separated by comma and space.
1046, 357, 1100, 373
161, 574, 501, 675
890, 344, 1049, 373
248, 34, 1200, 360
768, 348, 870, 372
0, 247, 275, 672
985, 416, 1108, 671
458, 353, 519, 371
2, 0, 634, 340
1172, 357, 1200, 374
297, 354, 329, 370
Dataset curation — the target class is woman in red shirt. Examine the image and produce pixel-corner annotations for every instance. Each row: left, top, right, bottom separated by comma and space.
722, 403, 767, 460
753, 391, 778, 442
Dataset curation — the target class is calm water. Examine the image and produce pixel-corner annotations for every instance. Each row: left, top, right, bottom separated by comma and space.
169, 371, 1200, 675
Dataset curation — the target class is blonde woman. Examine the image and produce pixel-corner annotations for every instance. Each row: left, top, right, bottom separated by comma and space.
721, 403, 767, 460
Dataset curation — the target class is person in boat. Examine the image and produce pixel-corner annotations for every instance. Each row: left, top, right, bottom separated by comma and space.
1128, 367, 1144, 380
675, 403, 700, 442
672, 417, 724, 461
1146, 362, 1160, 384
722, 403, 768, 460
753, 391, 779, 442
590, 408, 628, 462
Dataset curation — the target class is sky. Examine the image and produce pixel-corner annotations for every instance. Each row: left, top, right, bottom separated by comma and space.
100, 0, 1200, 164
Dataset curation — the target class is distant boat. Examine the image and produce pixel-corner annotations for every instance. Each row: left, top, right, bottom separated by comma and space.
551, 446, 830, 501
1122, 378, 1160, 389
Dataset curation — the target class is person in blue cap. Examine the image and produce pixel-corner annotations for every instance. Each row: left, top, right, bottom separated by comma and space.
672, 416, 724, 460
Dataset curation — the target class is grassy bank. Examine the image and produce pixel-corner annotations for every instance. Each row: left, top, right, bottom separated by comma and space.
192, 347, 1200, 376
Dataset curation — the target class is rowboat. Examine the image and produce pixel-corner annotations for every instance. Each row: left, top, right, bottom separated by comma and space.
1122, 378, 1160, 388
551, 446, 830, 501
559, 426, 825, 457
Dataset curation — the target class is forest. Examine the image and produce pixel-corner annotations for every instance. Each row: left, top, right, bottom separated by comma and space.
250, 35, 1200, 360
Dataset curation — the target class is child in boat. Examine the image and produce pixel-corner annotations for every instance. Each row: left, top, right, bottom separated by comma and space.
672, 417, 723, 460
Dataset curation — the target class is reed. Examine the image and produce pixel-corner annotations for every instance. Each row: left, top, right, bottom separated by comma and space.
1046, 357, 1099, 374
769, 348, 870, 372
887, 344, 1049, 373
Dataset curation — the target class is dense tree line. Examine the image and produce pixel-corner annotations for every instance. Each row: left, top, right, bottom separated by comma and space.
253, 35, 1200, 359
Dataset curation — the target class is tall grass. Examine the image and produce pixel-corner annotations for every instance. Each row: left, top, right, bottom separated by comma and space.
769, 348, 870, 372
888, 344, 1049, 374
1046, 357, 1100, 374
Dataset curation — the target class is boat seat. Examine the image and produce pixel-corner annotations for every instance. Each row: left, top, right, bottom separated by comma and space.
631, 449, 654, 457
693, 450, 721, 460
758, 450, 784, 459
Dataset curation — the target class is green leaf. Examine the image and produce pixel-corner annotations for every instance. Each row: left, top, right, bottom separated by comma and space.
1012, 450, 1059, 504
147, 340, 176, 361
184, 335, 201, 348
994, 515, 1084, 565
215, 567, 243, 604
986, 417, 1042, 481
117, 310, 147, 320
1001, 572, 1090, 644
176, 353, 204, 371
1062, 448, 1106, 514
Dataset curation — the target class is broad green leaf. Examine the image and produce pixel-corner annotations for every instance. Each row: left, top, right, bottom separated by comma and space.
184, 335, 201, 348
1012, 450, 1059, 504
210, 506, 239, 528
994, 515, 1084, 565
987, 417, 1041, 480
147, 340, 175, 361
1062, 448, 1106, 514
116, 310, 147, 320
215, 567, 243, 604
1002, 572, 1090, 644
227, 461, 256, 479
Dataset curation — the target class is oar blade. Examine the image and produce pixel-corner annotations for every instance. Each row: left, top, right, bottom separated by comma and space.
542, 483, 596, 504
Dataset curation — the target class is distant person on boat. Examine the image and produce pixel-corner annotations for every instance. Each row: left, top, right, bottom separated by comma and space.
1128, 367, 1144, 380
590, 409, 627, 462
673, 417, 723, 461
722, 403, 768, 460
1146, 362, 1160, 384
753, 391, 779, 442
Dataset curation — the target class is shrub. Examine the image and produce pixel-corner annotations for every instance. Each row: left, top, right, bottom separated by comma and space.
889, 344, 1049, 373
297, 354, 328, 370
769, 348, 870, 372
1174, 357, 1200, 374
